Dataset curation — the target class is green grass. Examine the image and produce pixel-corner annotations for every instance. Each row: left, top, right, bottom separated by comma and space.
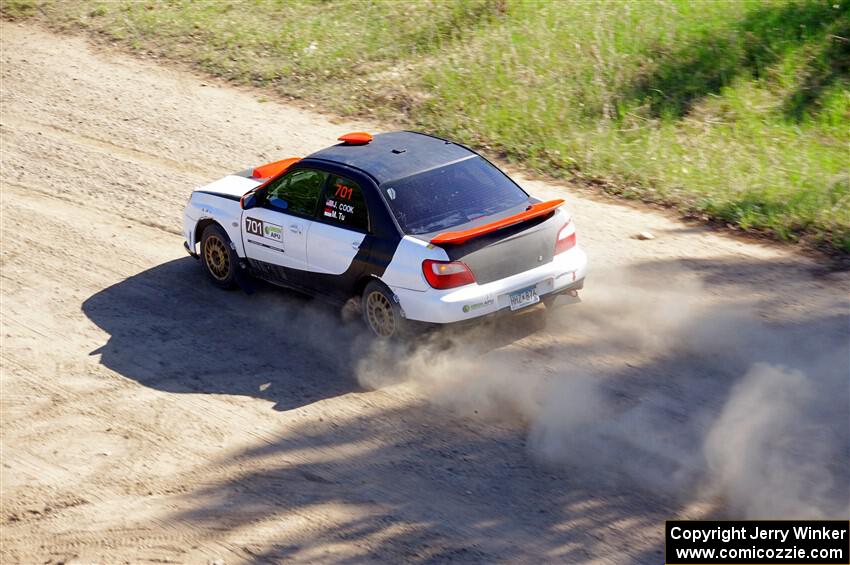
4, 0, 848, 252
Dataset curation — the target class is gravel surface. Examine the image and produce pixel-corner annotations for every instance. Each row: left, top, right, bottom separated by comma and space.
2, 22, 847, 565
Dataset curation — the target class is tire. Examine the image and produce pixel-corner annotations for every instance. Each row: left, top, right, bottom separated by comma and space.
361, 280, 406, 338
200, 224, 238, 289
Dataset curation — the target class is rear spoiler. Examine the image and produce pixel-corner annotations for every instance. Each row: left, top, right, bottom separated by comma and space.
430, 199, 564, 245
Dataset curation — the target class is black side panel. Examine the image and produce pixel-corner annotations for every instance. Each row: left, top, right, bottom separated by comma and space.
289, 232, 398, 300
443, 213, 561, 284
247, 232, 398, 304
247, 160, 403, 302
360, 233, 398, 278
247, 259, 291, 286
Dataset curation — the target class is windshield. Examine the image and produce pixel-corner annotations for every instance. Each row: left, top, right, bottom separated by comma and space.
380, 156, 529, 234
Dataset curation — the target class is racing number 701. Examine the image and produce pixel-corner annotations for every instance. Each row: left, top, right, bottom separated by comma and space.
334, 183, 353, 200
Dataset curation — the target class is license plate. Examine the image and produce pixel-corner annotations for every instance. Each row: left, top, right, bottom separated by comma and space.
509, 286, 539, 310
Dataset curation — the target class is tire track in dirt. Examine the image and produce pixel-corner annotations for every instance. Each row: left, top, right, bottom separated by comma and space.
3, 115, 214, 176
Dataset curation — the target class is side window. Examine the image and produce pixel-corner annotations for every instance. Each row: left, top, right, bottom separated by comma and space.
320, 175, 369, 232
265, 169, 328, 217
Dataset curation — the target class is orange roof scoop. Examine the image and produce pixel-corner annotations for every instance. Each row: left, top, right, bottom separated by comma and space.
338, 132, 373, 145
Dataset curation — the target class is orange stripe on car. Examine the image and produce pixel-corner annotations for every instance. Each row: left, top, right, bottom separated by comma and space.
431, 199, 565, 245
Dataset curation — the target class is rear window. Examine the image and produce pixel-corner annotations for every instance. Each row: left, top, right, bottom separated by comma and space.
380, 156, 529, 234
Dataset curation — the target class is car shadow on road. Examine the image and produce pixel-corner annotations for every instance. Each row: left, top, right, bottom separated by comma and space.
82, 257, 369, 411
82, 257, 549, 412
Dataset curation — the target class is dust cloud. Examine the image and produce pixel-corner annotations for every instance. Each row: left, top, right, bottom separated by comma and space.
355, 268, 850, 518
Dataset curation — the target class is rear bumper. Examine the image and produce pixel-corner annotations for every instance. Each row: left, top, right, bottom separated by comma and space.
392, 244, 587, 324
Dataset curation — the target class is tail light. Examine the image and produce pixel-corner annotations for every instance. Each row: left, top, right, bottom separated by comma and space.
422, 259, 476, 289
555, 220, 577, 254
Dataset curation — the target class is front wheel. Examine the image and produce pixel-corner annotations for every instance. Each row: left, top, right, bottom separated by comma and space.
200, 224, 238, 289
361, 281, 406, 338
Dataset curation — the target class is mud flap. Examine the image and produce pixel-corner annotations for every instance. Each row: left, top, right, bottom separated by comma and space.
235, 260, 256, 294
183, 241, 198, 259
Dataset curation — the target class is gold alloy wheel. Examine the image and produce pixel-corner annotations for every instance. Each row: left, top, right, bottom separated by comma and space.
365, 290, 396, 337
203, 235, 231, 281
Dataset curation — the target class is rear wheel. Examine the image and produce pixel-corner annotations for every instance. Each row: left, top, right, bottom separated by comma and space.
362, 281, 406, 338
200, 224, 237, 289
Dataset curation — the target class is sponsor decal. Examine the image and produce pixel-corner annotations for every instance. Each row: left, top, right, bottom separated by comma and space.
462, 295, 495, 313
245, 217, 282, 242
264, 224, 282, 239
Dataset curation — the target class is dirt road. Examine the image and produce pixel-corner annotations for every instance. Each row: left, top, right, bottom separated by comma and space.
2, 23, 848, 564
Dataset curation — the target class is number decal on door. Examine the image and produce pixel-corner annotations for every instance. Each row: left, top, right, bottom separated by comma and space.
245, 217, 282, 241
245, 217, 263, 236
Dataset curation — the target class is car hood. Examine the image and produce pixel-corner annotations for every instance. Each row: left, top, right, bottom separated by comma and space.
195, 174, 262, 198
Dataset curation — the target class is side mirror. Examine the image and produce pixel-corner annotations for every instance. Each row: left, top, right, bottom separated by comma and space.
240, 191, 259, 210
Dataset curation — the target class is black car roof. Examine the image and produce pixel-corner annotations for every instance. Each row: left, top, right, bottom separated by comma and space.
305, 131, 476, 184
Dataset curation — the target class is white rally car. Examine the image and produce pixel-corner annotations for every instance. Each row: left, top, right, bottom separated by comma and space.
183, 131, 587, 337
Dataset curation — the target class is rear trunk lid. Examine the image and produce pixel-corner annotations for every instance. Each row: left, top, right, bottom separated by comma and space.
429, 206, 562, 285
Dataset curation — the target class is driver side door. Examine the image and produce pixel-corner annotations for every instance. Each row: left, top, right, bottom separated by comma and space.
242, 168, 328, 282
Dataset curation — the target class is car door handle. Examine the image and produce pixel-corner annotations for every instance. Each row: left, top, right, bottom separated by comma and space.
289, 224, 301, 234
351, 241, 360, 251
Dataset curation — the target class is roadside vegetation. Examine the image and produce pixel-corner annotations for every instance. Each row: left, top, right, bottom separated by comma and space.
4, 0, 848, 252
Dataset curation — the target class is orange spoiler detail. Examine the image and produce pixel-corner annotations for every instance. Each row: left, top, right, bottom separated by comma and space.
430, 199, 564, 245
252, 157, 301, 180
